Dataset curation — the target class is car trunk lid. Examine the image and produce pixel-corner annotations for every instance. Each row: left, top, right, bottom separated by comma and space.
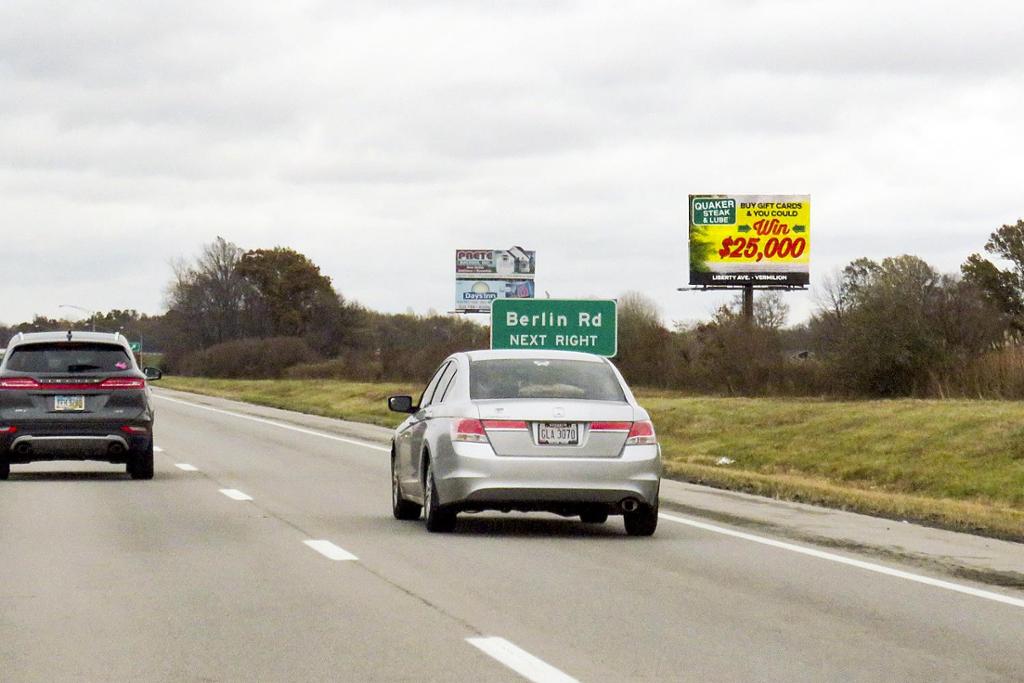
475, 399, 635, 458
0, 373, 146, 420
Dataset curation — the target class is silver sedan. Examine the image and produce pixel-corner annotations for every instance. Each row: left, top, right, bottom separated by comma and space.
388, 349, 661, 535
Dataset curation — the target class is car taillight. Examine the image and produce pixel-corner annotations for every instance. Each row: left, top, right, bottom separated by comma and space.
0, 378, 41, 390
626, 420, 657, 446
452, 418, 489, 443
590, 421, 633, 432
0, 426, 16, 434
481, 420, 529, 431
100, 378, 146, 390
120, 425, 149, 434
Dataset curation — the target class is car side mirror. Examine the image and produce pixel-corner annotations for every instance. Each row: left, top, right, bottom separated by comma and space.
143, 367, 163, 381
388, 395, 415, 413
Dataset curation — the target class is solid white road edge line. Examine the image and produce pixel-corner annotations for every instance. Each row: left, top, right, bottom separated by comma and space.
467, 637, 578, 683
303, 540, 359, 561
154, 393, 390, 452
658, 512, 1024, 610
175, 463, 198, 472
219, 488, 253, 501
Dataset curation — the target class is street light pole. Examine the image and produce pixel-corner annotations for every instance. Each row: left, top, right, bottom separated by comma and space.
58, 304, 96, 332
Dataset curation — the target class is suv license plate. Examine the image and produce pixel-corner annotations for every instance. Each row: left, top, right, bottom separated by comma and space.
538, 423, 579, 446
54, 395, 86, 412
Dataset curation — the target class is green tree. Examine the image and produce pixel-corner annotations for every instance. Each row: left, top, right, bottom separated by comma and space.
236, 247, 338, 338
962, 218, 1024, 329
822, 255, 1004, 396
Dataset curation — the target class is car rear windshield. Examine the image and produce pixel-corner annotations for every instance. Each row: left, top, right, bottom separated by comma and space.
470, 359, 626, 401
4, 343, 132, 374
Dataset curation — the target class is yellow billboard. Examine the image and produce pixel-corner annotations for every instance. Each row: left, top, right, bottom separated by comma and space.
689, 195, 810, 286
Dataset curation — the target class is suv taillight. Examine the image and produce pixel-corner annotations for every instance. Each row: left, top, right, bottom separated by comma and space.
625, 420, 657, 446
99, 378, 146, 390
120, 425, 149, 434
452, 418, 489, 443
0, 378, 41, 390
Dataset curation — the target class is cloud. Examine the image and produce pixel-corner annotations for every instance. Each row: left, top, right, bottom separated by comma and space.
1, 0, 1022, 328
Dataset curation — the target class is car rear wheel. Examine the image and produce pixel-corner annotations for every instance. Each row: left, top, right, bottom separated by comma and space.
423, 459, 456, 533
579, 508, 609, 524
128, 440, 154, 480
0, 460, 9, 480
392, 456, 422, 520
624, 499, 658, 537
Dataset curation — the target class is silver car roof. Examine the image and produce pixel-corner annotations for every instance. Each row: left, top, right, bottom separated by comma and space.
463, 349, 608, 363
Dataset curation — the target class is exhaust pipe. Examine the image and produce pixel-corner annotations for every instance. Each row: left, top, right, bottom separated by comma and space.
14, 442, 31, 456
621, 498, 640, 513
108, 443, 126, 457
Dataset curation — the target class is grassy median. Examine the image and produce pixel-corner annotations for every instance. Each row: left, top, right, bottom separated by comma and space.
160, 376, 1024, 541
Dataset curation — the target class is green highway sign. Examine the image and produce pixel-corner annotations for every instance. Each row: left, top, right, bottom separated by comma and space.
129, 342, 142, 352
491, 299, 618, 357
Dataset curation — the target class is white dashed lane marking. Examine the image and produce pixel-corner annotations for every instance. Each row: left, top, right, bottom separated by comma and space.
219, 488, 253, 501
303, 540, 358, 561
467, 637, 578, 683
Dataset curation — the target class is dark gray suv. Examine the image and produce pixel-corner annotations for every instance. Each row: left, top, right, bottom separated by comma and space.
0, 331, 161, 480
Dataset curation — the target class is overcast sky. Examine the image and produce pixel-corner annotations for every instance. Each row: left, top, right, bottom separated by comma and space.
2, 0, 1022, 328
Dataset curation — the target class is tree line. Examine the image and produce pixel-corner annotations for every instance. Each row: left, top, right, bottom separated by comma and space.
1, 236, 487, 383
614, 219, 1024, 397
3, 220, 1024, 398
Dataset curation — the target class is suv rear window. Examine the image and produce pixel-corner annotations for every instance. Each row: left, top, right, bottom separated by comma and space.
470, 359, 625, 401
4, 343, 132, 374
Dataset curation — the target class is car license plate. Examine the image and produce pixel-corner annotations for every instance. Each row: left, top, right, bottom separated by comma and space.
538, 422, 579, 446
54, 395, 86, 412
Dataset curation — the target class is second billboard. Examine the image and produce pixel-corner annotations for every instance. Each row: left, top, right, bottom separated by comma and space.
455, 247, 535, 312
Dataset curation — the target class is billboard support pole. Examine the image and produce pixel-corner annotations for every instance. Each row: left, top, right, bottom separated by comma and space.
742, 285, 754, 324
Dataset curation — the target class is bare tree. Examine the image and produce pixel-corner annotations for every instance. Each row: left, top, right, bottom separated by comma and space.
616, 291, 673, 387
726, 291, 790, 329
815, 271, 849, 323
754, 291, 789, 330
166, 237, 256, 349
618, 291, 662, 326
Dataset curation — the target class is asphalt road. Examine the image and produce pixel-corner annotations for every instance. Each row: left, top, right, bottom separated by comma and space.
1, 391, 1022, 682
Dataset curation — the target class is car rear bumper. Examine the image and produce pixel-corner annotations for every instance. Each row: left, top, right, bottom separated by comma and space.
0, 421, 152, 464
435, 442, 661, 510
10, 434, 131, 460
